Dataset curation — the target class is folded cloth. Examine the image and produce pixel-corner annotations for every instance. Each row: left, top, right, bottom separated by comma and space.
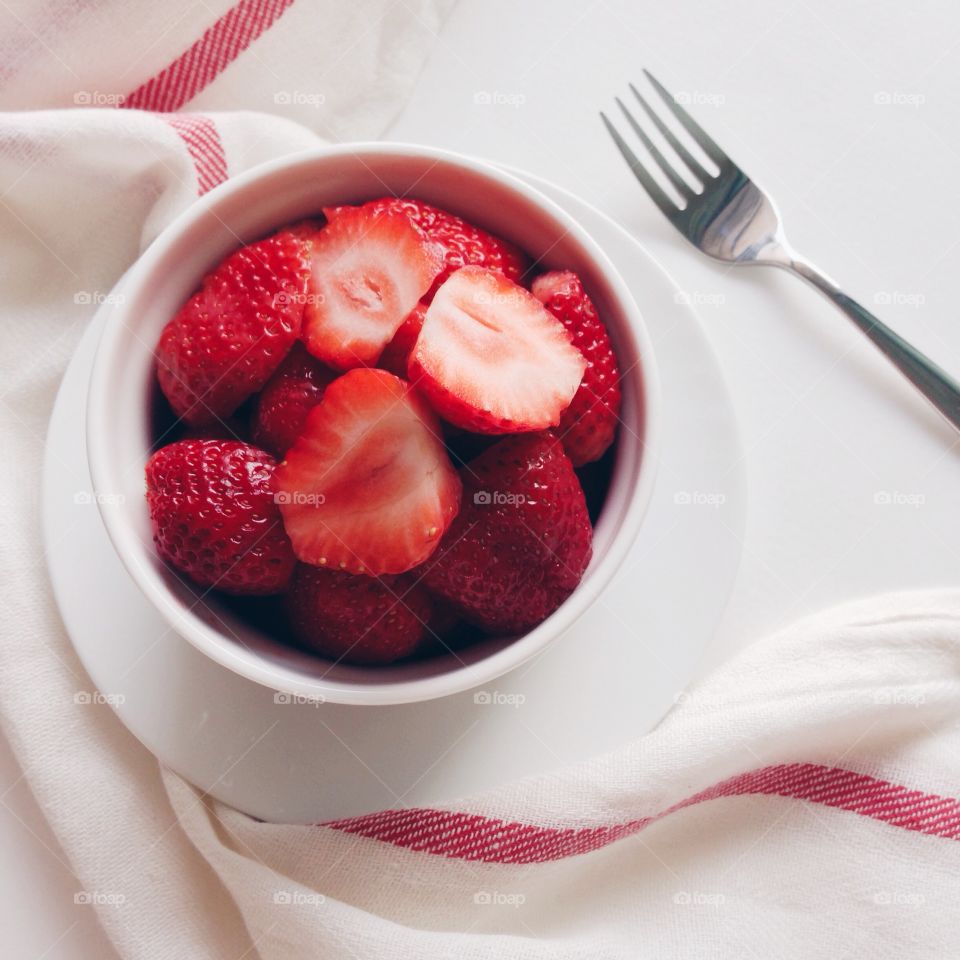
3, 4, 960, 958
154, 589, 960, 959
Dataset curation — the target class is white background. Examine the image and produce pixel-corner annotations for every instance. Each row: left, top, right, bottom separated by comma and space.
6, 0, 960, 955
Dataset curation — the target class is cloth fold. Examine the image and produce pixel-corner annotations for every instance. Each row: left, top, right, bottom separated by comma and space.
160, 590, 960, 959
2, 2, 958, 958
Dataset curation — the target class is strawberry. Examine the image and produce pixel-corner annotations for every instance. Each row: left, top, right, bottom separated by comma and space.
325, 198, 530, 299
145, 440, 296, 595
251, 343, 336, 456
377, 302, 427, 378
422, 432, 593, 634
408, 267, 586, 434
302, 208, 442, 370
532, 271, 622, 465
156, 230, 310, 426
285, 565, 431, 664
275, 368, 461, 576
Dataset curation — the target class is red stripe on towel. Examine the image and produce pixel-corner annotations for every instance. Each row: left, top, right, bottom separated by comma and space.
121, 0, 296, 112
165, 115, 227, 194
324, 763, 960, 863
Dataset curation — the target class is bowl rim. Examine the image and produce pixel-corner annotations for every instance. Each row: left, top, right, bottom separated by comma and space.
86, 141, 662, 705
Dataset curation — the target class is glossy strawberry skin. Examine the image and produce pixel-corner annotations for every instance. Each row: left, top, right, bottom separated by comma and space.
531, 271, 622, 466
251, 343, 336, 457
421, 432, 592, 634
156, 230, 311, 426
285, 565, 432, 664
145, 440, 296, 595
325, 198, 530, 299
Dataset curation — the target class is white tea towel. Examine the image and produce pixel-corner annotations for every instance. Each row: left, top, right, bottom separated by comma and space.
2, 2, 960, 958
168, 589, 960, 959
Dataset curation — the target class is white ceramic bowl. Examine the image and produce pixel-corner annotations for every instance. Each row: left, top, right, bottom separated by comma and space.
87, 143, 660, 706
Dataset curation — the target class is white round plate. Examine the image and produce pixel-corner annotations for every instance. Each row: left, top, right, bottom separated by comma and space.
43, 172, 746, 823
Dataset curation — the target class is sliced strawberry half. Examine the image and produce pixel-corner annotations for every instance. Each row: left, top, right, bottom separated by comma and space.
408, 266, 587, 433
325, 198, 530, 300
302, 208, 443, 370
275, 368, 461, 575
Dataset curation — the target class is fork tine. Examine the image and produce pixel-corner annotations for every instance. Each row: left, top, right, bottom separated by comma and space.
614, 97, 693, 199
599, 111, 679, 215
642, 69, 728, 168
628, 82, 710, 183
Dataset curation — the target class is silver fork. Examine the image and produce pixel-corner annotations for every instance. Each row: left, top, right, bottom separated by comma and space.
602, 70, 960, 432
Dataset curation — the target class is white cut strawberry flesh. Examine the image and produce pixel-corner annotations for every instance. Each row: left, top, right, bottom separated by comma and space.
275, 368, 461, 575
408, 266, 586, 433
303, 208, 443, 370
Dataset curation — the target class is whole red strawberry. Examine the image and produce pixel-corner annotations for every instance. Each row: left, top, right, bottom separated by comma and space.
421, 432, 592, 634
145, 439, 296, 595
251, 343, 336, 456
531, 271, 622, 465
156, 230, 311, 426
285, 565, 432, 664
325, 198, 530, 299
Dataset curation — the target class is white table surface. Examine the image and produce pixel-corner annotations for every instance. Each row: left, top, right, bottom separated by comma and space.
7, 1, 960, 955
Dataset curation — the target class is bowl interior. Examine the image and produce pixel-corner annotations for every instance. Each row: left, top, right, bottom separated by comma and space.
88, 145, 656, 704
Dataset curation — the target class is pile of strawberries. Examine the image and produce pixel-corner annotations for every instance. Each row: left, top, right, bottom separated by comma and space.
145, 198, 622, 664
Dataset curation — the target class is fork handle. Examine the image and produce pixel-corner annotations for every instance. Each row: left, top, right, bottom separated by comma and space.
784, 257, 960, 432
